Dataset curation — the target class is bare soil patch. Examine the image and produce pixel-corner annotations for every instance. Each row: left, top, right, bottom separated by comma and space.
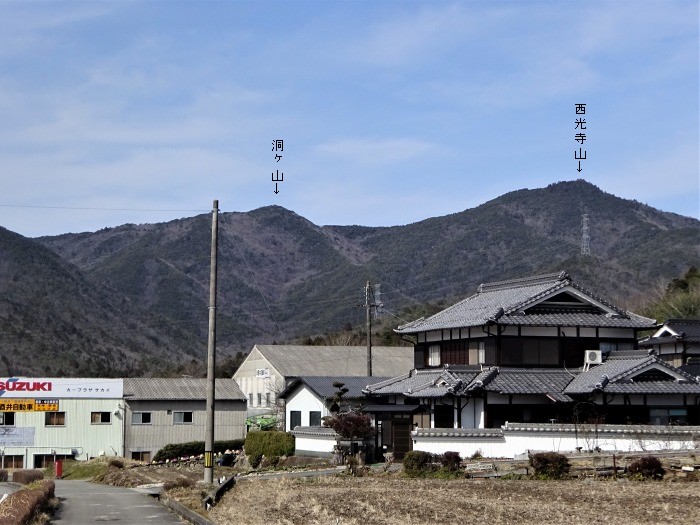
209, 476, 699, 525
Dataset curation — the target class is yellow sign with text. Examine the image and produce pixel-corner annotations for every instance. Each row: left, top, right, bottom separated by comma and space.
0, 399, 59, 412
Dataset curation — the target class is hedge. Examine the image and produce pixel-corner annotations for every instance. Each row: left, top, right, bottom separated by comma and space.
0, 480, 55, 525
11, 470, 44, 485
244, 431, 295, 467
153, 439, 246, 463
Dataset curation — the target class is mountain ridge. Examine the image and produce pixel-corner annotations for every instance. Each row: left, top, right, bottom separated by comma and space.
2, 179, 696, 376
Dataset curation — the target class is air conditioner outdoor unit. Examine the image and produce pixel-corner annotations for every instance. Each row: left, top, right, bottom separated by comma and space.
584, 350, 603, 365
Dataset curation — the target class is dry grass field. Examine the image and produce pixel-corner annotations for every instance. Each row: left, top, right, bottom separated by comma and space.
208, 476, 700, 525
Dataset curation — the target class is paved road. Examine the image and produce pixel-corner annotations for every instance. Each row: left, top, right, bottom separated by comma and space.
52, 480, 186, 524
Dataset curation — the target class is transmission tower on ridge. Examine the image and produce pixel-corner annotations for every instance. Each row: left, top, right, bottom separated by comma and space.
581, 213, 591, 256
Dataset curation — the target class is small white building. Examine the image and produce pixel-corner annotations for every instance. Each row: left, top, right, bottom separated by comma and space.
278, 376, 388, 431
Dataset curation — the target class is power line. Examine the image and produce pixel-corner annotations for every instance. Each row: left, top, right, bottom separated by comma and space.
0, 204, 209, 212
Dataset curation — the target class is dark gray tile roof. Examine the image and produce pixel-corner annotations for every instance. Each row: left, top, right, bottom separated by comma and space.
564, 356, 700, 395
640, 318, 700, 345
484, 368, 576, 399
503, 422, 700, 435
279, 376, 390, 400
253, 345, 413, 377
123, 378, 246, 401
366, 366, 576, 401
364, 368, 481, 398
395, 271, 655, 333
412, 428, 504, 438
290, 426, 338, 437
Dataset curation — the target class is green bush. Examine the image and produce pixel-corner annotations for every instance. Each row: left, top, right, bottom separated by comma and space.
403, 451, 437, 477
0, 469, 7, 482
153, 439, 246, 463
529, 452, 570, 479
12, 469, 44, 485
440, 451, 462, 472
628, 456, 665, 480
244, 431, 295, 468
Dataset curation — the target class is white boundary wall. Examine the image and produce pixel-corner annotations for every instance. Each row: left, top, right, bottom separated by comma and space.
412, 423, 700, 458
291, 427, 338, 457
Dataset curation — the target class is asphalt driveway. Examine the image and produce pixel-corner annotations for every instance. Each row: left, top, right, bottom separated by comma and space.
52, 480, 185, 524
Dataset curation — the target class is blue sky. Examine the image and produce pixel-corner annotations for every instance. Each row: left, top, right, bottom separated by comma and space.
0, 0, 697, 237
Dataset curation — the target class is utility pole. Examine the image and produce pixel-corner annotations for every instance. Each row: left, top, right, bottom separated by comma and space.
204, 199, 219, 484
366, 281, 372, 377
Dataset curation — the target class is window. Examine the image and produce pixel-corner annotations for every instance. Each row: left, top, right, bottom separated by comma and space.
257, 393, 262, 406
600, 341, 634, 353
434, 405, 454, 428
650, 408, 687, 426
428, 345, 441, 367
131, 451, 151, 462
290, 410, 301, 430
248, 393, 253, 406
174, 411, 193, 424
266, 392, 271, 406
91, 411, 111, 424
309, 411, 322, 426
45, 412, 65, 426
501, 339, 560, 366
1, 455, 23, 469
0, 412, 15, 426
469, 341, 487, 365
132, 412, 152, 425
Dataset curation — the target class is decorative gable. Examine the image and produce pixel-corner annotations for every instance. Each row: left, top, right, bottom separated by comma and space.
630, 369, 678, 382
518, 286, 618, 317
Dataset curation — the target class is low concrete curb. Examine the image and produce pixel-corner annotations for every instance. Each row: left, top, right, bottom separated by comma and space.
161, 496, 215, 525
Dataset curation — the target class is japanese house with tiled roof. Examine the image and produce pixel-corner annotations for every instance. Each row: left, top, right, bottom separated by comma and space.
360, 272, 700, 458
639, 318, 700, 368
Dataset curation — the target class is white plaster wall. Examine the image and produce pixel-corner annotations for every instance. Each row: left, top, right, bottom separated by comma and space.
520, 327, 558, 337
426, 331, 442, 342
413, 429, 698, 458
599, 328, 635, 339
294, 435, 336, 455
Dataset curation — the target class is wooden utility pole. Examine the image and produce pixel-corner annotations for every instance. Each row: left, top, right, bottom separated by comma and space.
204, 199, 219, 484
366, 280, 372, 377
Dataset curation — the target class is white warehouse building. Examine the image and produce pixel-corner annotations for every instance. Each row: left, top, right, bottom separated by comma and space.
0, 377, 247, 469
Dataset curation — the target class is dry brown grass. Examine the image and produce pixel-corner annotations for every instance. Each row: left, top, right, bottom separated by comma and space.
209, 476, 700, 525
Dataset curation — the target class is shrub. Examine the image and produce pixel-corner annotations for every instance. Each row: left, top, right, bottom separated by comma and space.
322, 411, 374, 439
108, 458, 124, 469
628, 456, 665, 480
244, 431, 295, 468
0, 469, 7, 482
440, 451, 462, 472
163, 477, 195, 491
529, 452, 570, 479
153, 439, 246, 462
403, 451, 437, 477
12, 469, 44, 485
